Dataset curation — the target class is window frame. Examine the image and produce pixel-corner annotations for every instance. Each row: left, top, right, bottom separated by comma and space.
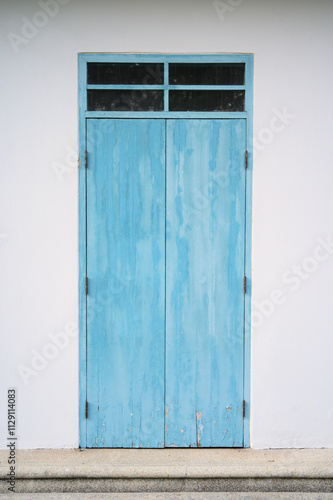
79, 53, 253, 118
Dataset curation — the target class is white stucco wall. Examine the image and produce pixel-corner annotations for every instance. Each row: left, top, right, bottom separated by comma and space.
1, 0, 333, 449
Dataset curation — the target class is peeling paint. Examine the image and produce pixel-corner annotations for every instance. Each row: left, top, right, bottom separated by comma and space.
196, 410, 203, 447
85, 117, 246, 448
86, 119, 166, 448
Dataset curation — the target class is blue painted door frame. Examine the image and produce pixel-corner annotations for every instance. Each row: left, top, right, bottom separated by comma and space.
78, 54, 253, 448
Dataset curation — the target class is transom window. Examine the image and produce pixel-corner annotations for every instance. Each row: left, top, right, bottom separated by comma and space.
86, 61, 246, 112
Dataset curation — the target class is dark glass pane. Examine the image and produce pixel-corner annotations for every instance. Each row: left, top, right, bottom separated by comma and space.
87, 89, 164, 111
169, 90, 245, 112
87, 63, 164, 85
169, 63, 245, 85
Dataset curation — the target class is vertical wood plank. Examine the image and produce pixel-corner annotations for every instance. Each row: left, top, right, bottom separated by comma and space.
86, 119, 165, 448
165, 119, 246, 447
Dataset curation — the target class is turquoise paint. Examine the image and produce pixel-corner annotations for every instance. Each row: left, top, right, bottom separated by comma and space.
80, 53, 251, 64
79, 54, 253, 448
78, 55, 88, 448
86, 119, 166, 448
243, 57, 254, 448
165, 120, 246, 447
86, 85, 245, 90
86, 111, 248, 119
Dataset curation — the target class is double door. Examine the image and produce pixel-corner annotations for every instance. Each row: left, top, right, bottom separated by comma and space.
86, 117, 246, 447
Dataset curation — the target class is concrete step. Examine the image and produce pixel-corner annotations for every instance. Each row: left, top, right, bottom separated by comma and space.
1, 449, 333, 494
1, 494, 333, 499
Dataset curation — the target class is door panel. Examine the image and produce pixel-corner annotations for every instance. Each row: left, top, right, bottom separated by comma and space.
165, 119, 246, 447
86, 119, 166, 448
85, 118, 246, 448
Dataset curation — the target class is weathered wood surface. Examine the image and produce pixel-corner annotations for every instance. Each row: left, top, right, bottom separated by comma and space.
86, 119, 166, 448
85, 118, 246, 448
165, 119, 246, 447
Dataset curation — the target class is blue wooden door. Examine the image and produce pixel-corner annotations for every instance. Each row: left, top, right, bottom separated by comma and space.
86, 119, 166, 448
165, 119, 246, 447
86, 118, 246, 447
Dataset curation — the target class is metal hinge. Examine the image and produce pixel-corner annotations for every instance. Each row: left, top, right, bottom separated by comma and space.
244, 276, 246, 294
243, 400, 246, 418
85, 400, 88, 419
84, 150, 87, 169
85, 276, 88, 295
245, 150, 248, 169
78, 155, 81, 168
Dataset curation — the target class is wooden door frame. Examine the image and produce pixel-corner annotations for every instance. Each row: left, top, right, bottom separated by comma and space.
78, 53, 254, 448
